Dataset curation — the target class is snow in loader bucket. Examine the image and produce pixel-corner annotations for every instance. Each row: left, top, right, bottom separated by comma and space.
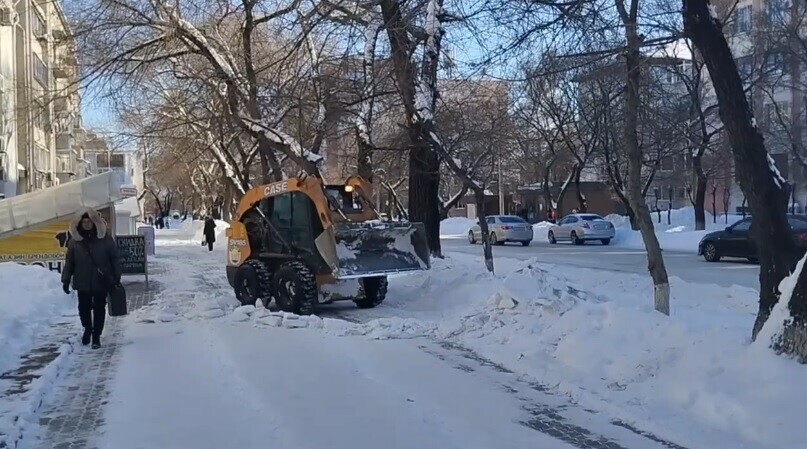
315, 221, 431, 279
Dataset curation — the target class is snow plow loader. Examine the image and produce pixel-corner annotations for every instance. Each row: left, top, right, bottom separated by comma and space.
225, 175, 430, 314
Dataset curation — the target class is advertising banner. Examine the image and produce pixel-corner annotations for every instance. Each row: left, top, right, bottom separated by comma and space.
0, 208, 113, 274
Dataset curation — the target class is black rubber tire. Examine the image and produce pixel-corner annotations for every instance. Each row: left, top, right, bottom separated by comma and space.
703, 242, 721, 262
548, 231, 557, 244
601, 238, 611, 246
520, 241, 530, 247
273, 261, 318, 315
354, 277, 388, 309
490, 232, 503, 246
571, 232, 583, 245
468, 231, 476, 244
234, 259, 271, 306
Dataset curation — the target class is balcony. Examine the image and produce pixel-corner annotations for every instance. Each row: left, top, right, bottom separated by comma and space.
56, 131, 74, 153
53, 65, 72, 79
52, 29, 67, 41
54, 96, 68, 113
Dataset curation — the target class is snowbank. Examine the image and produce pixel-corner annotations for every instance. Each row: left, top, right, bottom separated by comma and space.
440, 217, 476, 237
606, 207, 744, 253
0, 263, 74, 375
531, 221, 553, 242
342, 255, 801, 449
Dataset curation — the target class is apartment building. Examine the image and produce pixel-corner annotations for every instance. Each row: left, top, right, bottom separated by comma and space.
0, 0, 85, 199
714, 0, 806, 212
573, 47, 722, 211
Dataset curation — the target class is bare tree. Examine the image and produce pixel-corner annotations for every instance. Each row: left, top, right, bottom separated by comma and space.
615, 0, 670, 315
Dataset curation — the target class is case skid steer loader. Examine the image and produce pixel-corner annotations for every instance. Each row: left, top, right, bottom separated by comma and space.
225, 175, 430, 314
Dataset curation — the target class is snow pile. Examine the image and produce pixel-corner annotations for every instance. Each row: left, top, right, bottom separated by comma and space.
0, 263, 74, 376
531, 221, 553, 242
305, 254, 800, 448
605, 207, 744, 252
440, 217, 476, 237
755, 252, 807, 360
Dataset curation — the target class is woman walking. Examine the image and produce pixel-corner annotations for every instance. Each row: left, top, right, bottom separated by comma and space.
61, 208, 121, 349
203, 216, 217, 251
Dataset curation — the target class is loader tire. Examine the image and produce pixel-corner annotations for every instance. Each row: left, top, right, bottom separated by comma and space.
273, 261, 318, 315
354, 277, 388, 309
234, 259, 272, 306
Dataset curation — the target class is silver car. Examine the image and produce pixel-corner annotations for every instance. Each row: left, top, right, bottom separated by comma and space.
468, 215, 533, 246
548, 213, 615, 245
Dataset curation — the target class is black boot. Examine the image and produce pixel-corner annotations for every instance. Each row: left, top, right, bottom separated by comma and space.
91, 334, 101, 349
82, 329, 91, 346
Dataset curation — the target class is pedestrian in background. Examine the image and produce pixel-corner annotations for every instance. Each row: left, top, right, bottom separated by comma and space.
61, 208, 121, 349
203, 216, 217, 251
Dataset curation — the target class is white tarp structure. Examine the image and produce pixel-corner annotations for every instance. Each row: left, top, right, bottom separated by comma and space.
116, 196, 141, 218
0, 172, 122, 237
115, 196, 142, 235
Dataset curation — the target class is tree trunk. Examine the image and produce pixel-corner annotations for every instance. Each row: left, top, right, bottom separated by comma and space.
474, 188, 494, 274
626, 204, 638, 230
408, 144, 442, 257
693, 156, 708, 230
683, 0, 806, 355
574, 169, 587, 212
621, 5, 670, 315
380, 0, 441, 257
542, 167, 553, 219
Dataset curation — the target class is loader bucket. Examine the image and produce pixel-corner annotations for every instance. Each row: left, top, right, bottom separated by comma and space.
315, 221, 431, 279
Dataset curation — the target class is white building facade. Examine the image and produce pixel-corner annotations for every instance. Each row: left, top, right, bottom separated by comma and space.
0, 0, 85, 199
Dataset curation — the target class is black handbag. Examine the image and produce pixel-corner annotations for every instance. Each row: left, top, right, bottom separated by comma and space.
107, 283, 128, 317
82, 241, 128, 316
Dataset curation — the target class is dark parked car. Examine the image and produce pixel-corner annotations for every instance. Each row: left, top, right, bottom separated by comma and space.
698, 215, 807, 262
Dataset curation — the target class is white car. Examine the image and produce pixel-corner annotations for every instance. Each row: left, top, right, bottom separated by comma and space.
548, 213, 615, 245
469, 215, 533, 246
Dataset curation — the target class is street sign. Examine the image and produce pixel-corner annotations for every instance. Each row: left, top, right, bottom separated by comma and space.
120, 186, 137, 198
116, 234, 149, 288
137, 226, 155, 256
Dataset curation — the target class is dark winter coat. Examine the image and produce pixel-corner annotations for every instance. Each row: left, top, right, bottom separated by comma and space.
62, 208, 121, 293
203, 219, 217, 243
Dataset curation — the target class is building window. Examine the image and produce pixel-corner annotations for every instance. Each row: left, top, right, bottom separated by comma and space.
37, 145, 49, 171
677, 187, 687, 200
737, 56, 753, 79
764, 101, 790, 127
33, 54, 49, 87
33, 102, 47, 130
765, 52, 790, 75
660, 156, 674, 171
767, 0, 790, 25
735, 5, 753, 33
32, 8, 47, 38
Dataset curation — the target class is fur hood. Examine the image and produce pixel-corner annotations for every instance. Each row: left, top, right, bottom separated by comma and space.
68, 207, 107, 241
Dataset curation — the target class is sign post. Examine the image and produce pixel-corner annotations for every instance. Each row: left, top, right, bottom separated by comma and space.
137, 226, 155, 256
116, 235, 148, 288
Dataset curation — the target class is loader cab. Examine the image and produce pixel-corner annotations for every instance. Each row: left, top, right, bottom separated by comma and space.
241, 192, 325, 263
325, 185, 364, 214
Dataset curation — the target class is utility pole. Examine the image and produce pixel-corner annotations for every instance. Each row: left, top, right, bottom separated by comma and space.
497, 150, 504, 214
